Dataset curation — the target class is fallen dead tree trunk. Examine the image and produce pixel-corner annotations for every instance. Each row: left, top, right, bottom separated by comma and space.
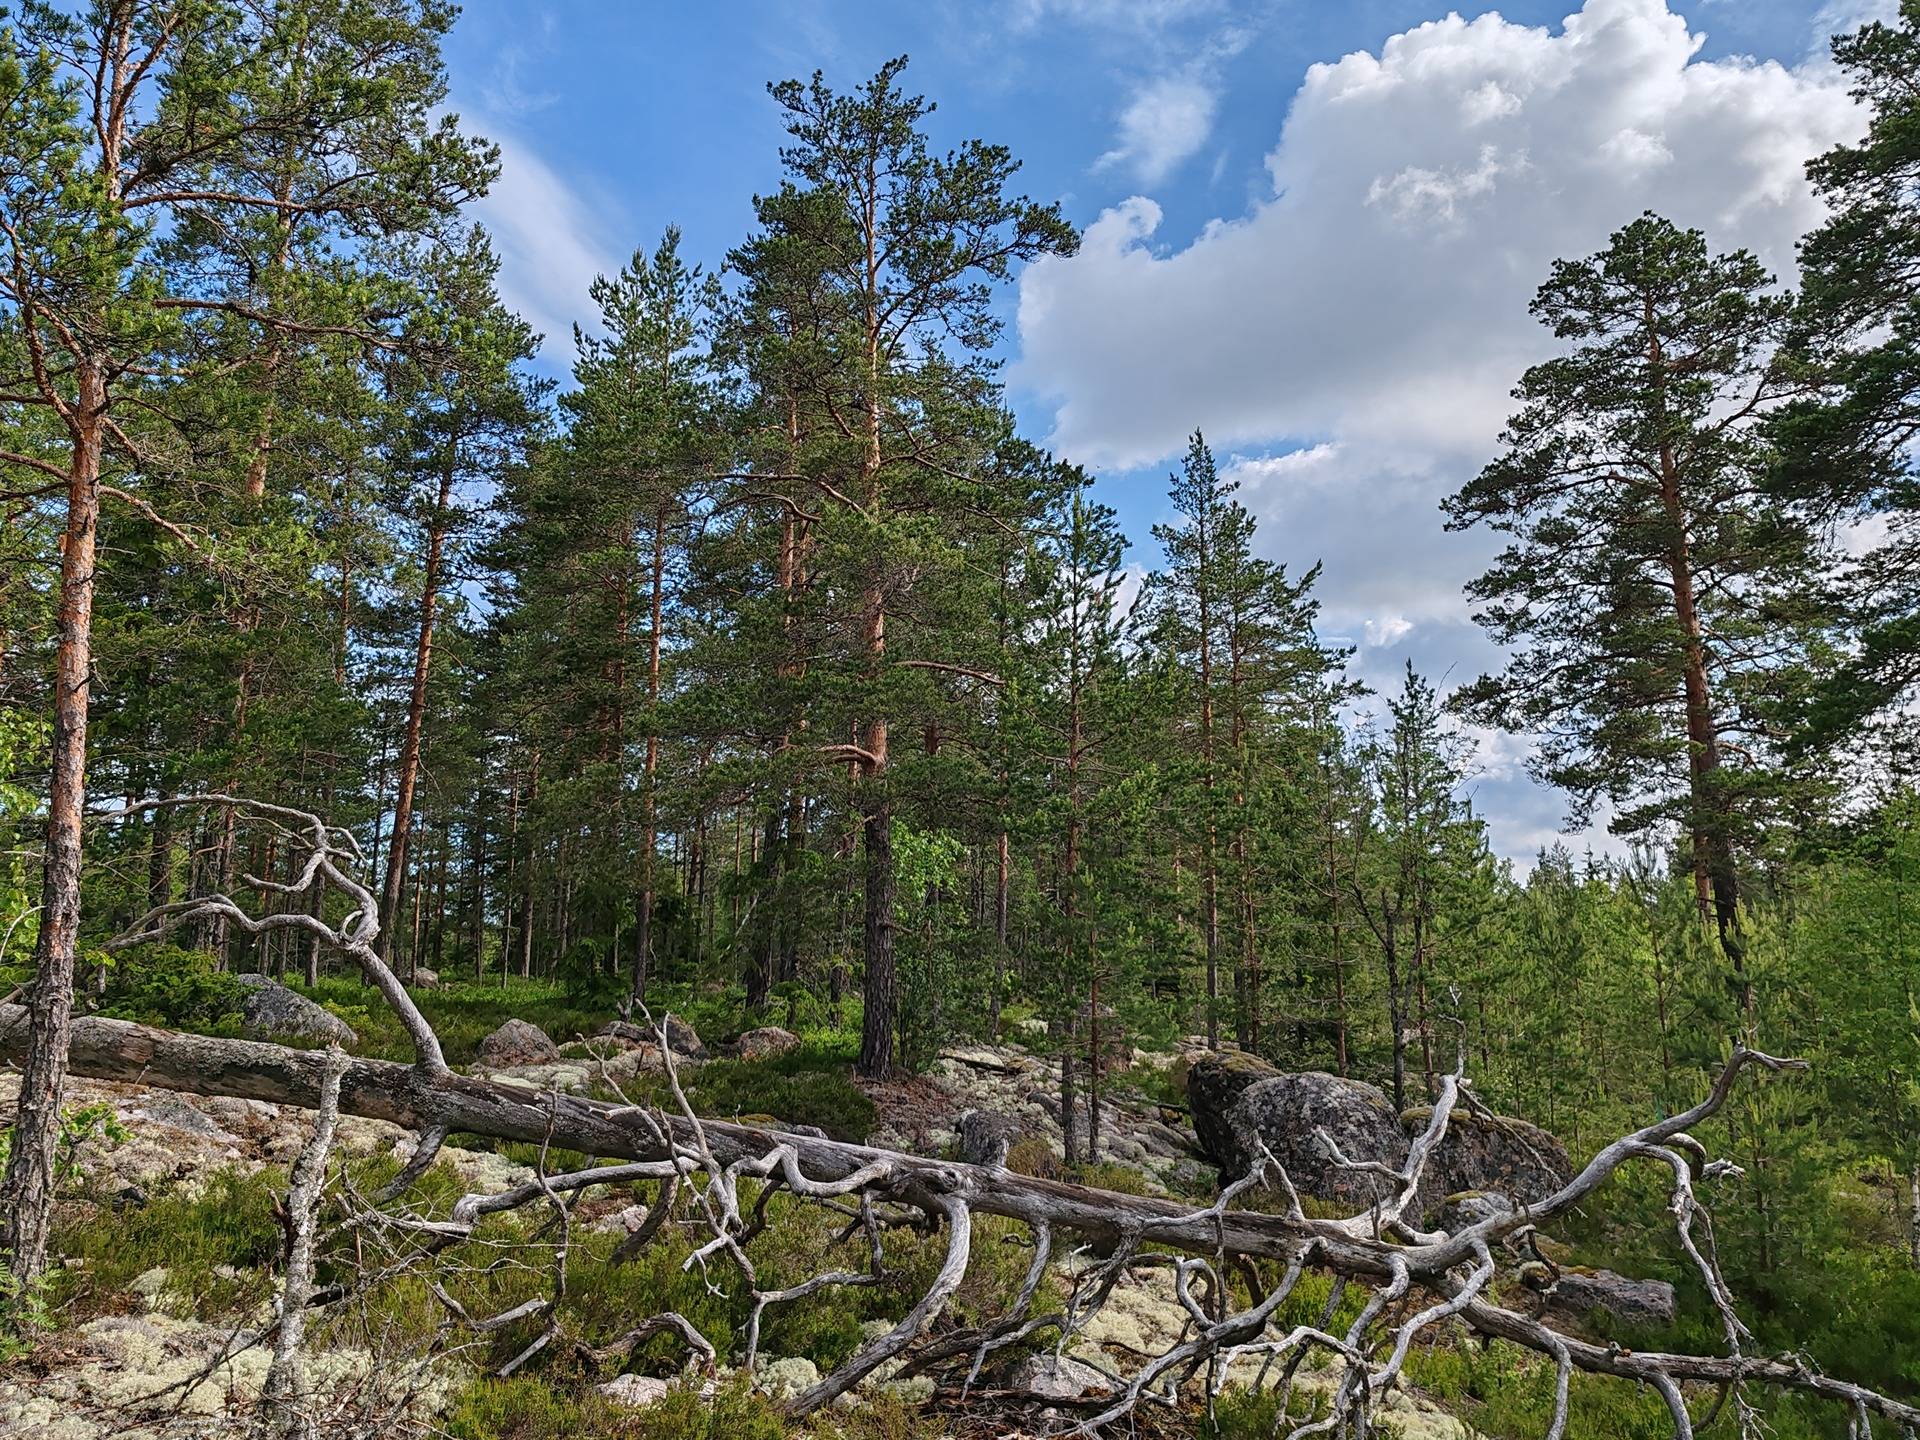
8, 1003, 1920, 1434
0, 1003, 1385, 1273
12, 797, 1919, 1437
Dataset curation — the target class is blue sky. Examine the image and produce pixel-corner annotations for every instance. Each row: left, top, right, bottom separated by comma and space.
442, 0, 1885, 861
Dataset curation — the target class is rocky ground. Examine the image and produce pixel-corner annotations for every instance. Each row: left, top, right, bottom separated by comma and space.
865, 1041, 1212, 1194
0, 1012, 1671, 1438
0, 1069, 486, 1439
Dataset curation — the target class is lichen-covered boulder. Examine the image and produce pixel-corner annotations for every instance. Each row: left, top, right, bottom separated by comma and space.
1189, 1047, 1573, 1220
124, 1094, 242, 1147
475, 1018, 558, 1067
732, 1025, 800, 1061
1182, 1048, 1283, 1170
234, 974, 356, 1047
1410, 1108, 1572, 1209
1223, 1071, 1408, 1206
1538, 1267, 1677, 1331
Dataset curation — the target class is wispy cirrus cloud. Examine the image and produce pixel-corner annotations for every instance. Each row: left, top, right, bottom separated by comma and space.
1005, 0, 1224, 35
471, 130, 621, 366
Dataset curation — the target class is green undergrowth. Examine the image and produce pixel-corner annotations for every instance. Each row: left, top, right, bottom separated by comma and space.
676, 1033, 875, 1142
324, 1176, 1037, 1378
51, 1166, 282, 1321
94, 944, 247, 1034
445, 1372, 787, 1440
1205, 1257, 1862, 1440
298, 975, 616, 1064
298, 971, 849, 1070
40, 1156, 1869, 1440
443, 1373, 940, 1440
439, 1028, 877, 1149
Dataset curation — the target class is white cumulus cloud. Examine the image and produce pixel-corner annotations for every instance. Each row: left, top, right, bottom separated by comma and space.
1019, 0, 1861, 476
1019, 0, 1871, 855
1097, 72, 1221, 184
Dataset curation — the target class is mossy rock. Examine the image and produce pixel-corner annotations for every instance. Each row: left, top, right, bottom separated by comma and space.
1182, 1049, 1283, 1166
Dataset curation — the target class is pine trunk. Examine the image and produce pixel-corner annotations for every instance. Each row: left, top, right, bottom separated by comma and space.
380, 451, 456, 967
0, 360, 104, 1295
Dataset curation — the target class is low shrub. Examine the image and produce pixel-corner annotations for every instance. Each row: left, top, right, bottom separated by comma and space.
95, 944, 245, 1033
54, 1166, 282, 1317
1072, 1160, 1155, 1196
443, 1373, 786, 1440
1005, 1137, 1062, 1181
689, 1058, 876, 1143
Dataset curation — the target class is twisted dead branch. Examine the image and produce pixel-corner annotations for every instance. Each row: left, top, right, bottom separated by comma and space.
256, 1043, 349, 1440
12, 795, 1920, 1436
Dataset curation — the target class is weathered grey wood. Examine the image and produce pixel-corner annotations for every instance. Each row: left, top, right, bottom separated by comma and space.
12, 1006, 1920, 1432
0, 1004, 1370, 1270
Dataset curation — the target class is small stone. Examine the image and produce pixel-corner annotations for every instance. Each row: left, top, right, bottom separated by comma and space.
128, 1267, 169, 1305
598, 1373, 671, 1408
1010, 1353, 1109, 1399
475, 1018, 559, 1067
612, 1203, 650, 1232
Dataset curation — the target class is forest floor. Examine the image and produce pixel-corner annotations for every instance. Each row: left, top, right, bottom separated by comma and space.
0, 984, 1573, 1439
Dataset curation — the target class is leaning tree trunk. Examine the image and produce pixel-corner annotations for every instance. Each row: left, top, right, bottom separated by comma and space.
0, 363, 104, 1299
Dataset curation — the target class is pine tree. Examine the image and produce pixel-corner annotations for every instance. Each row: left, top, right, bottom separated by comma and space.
1023, 474, 1133, 1160
743, 57, 1075, 1076
1143, 431, 1343, 1050
557, 229, 718, 1005
1144, 434, 1229, 1046
0, 0, 493, 1296
1445, 214, 1824, 980
1352, 664, 1485, 1109
374, 232, 542, 978
1777, 3, 1920, 750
